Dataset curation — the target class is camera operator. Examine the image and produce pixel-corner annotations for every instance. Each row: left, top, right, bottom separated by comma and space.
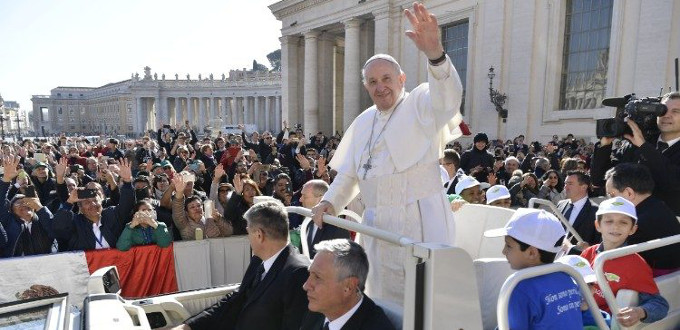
591, 92, 680, 215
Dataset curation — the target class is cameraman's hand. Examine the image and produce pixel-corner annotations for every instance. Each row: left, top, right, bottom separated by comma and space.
623, 118, 645, 147
599, 136, 614, 146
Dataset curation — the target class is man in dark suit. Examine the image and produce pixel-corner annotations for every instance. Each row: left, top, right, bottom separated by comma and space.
301, 239, 396, 330
301, 180, 350, 259
175, 200, 310, 330
591, 91, 680, 215
556, 170, 600, 246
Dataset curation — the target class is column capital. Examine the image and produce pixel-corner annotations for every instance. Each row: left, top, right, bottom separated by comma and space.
280, 35, 299, 45
303, 30, 320, 39
342, 18, 363, 29
373, 9, 390, 20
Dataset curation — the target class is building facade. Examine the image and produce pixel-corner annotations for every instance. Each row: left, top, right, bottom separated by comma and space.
31, 67, 282, 136
269, 0, 680, 142
0, 95, 29, 139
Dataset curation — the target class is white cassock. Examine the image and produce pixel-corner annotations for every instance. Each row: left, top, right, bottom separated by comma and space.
323, 56, 463, 304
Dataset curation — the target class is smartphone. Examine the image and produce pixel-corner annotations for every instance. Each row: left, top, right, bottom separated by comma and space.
24, 186, 37, 198
77, 189, 98, 199
34, 152, 47, 163
70, 165, 81, 173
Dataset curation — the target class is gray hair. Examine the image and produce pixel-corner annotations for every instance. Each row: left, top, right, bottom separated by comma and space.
361, 54, 404, 84
244, 200, 289, 241
313, 239, 369, 291
304, 179, 329, 198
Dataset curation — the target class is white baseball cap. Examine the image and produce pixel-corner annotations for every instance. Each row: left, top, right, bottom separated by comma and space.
486, 185, 511, 204
595, 196, 637, 223
455, 175, 480, 195
484, 208, 566, 253
555, 255, 597, 283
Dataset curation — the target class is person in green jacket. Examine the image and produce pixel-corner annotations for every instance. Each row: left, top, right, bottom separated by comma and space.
116, 200, 172, 251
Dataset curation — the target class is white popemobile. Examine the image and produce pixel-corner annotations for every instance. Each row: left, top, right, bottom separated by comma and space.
0, 200, 678, 330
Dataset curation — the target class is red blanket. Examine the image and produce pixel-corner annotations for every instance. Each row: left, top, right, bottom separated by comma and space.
86, 244, 178, 299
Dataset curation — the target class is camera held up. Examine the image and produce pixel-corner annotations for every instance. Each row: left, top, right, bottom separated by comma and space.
596, 93, 667, 139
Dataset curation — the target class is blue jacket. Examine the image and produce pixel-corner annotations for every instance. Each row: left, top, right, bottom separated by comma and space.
0, 180, 55, 258
52, 182, 134, 251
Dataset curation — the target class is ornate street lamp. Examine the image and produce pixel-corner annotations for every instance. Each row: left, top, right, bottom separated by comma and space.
14, 111, 23, 140
488, 66, 508, 121
0, 114, 9, 140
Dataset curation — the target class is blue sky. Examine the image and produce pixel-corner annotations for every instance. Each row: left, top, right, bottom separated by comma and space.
0, 0, 281, 112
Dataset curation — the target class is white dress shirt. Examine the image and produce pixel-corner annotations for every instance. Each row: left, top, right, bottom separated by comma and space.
567, 196, 588, 226
261, 245, 287, 280
324, 296, 364, 330
92, 221, 110, 249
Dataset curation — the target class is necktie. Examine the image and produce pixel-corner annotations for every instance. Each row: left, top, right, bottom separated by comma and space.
307, 224, 315, 249
251, 263, 265, 290
563, 203, 574, 221
322, 322, 330, 330
657, 141, 669, 153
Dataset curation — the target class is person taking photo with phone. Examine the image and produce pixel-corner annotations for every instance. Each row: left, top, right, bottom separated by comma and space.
0, 155, 55, 258
52, 159, 135, 251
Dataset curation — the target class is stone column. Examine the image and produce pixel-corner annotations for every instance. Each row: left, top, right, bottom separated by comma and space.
303, 30, 320, 135
225, 97, 232, 124
254, 96, 260, 131
264, 96, 271, 132
136, 97, 144, 134
154, 96, 162, 129
187, 97, 194, 128
198, 97, 206, 130
176, 98, 183, 125
236, 97, 243, 124
213, 98, 220, 123
280, 35, 300, 127
275, 96, 282, 132
373, 10, 390, 54
343, 19, 362, 131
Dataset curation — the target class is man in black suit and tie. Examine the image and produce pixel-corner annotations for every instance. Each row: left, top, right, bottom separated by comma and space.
556, 170, 600, 246
174, 200, 310, 330
301, 239, 396, 330
301, 180, 350, 259
591, 91, 680, 216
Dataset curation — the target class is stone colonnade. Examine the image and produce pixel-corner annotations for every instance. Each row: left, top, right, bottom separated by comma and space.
134, 95, 282, 133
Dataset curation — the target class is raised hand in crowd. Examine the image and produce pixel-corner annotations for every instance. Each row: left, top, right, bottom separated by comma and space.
23, 197, 44, 211
213, 164, 226, 183
55, 157, 69, 184
296, 154, 311, 171
2, 155, 20, 182
118, 158, 132, 183
172, 174, 187, 198
233, 173, 243, 194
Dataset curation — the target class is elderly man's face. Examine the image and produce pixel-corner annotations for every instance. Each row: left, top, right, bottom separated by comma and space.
303, 252, 355, 317
505, 160, 519, 173
299, 184, 321, 209
363, 59, 406, 111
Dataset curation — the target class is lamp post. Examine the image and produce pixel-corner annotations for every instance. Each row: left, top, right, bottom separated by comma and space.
14, 111, 23, 140
488, 66, 508, 121
0, 114, 8, 140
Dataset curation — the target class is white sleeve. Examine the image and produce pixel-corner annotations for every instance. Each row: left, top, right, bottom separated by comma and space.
322, 171, 360, 215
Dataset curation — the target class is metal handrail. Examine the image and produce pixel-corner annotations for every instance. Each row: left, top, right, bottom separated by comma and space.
285, 206, 416, 247
496, 263, 609, 330
593, 234, 680, 325
528, 197, 585, 244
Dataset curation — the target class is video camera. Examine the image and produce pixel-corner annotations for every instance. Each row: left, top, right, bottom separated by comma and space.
596, 94, 667, 139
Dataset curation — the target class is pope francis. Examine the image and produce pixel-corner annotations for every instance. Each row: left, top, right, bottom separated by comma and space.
311, 2, 463, 304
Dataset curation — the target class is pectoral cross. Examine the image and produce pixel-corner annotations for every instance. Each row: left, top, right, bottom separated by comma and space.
361, 157, 373, 180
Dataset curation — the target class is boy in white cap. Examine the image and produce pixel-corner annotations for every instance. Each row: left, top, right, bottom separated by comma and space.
454, 175, 484, 204
579, 196, 668, 327
485, 185, 511, 208
484, 208, 583, 329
